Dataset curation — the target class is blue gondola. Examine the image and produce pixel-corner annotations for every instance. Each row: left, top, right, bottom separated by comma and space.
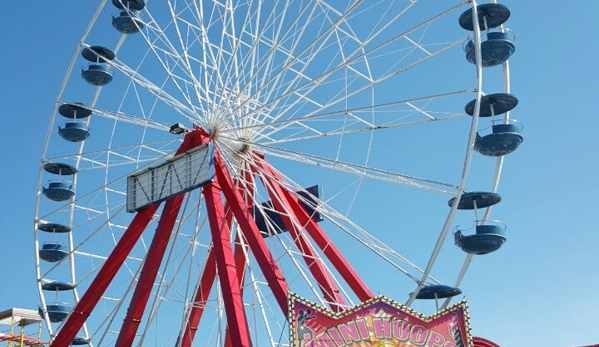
59, 121, 90, 142
59, 103, 92, 119
459, 3, 511, 31
112, 0, 145, 11
39, 243, 69, 262
38, 222, 71, 233
413, 284, 462, 300
41, 281, 77, 291
81, 64, 113, 86
81, 46, 115, 86
113, 11, 144, 34
72, 337, 91, 345
44, 162, 78, 176
57, 105, 92, 142
82, 46, 115, 63
448, 191, 501, 210
459, 4, 515, 67
475, 121, 524, 156
464, 31, 515, 67
43, 180, 75, 201
455, 221, 507, 255
465, 93, 518, 118
253, 185, 323, 237
42, 303, 72, 323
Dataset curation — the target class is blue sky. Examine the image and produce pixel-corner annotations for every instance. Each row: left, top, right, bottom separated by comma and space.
0, 1, 598, 346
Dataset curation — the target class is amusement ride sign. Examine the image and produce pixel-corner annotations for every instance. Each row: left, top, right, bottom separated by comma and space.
289, 294, 471, 347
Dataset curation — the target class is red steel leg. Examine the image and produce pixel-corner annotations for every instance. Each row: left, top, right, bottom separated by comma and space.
203, 181, 253, 347
50, 205, 158, 347
257, 156, 374, 302
257, 163, 346, 311
222, 236, 249, 347
115, 129, 212, 346
179, 210, 244, 347
115, 195, 185, 346
179, 248, 217, 347
213, 153, 289, 314
181, 168, 255, 347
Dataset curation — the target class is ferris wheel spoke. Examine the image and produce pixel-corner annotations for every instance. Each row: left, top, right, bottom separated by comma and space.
225, 43, 465, 141
247, 10, 342, 119
46, 139, 177, 171
219, 2, 324, 108
201, 4, 317, 130
104, 58, 199, 121
133, 13, 210, 116
214, 85, 472, 148
224, 151, 433, 286
211, 1, 365, 129
252, 112, 461, 145
234, 153, 440, 290
253, 142, 458, 194
60, 103, 173, 131
259, 33, 464, 130
209, 0, 248, 115
166, 0, 218, 116
224, 3, 464, 130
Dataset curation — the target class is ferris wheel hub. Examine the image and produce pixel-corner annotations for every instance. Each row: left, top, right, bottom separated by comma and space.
206, 124, 252, 155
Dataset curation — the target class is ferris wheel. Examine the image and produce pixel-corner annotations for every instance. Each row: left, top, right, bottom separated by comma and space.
34, 0, 522, 346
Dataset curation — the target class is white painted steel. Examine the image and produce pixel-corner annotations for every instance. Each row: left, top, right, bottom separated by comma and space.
32, 1, 513, 345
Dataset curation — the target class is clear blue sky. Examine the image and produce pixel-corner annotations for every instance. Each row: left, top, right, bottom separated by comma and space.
0, 1, 597, 346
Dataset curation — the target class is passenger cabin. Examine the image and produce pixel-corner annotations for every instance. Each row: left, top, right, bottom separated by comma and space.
449, 192, 508, 255
81, 46, 115, 86
465, 93, 524, 156
42, 162, 77, 202
57, 103, 92, 142
459, 3, 515, 67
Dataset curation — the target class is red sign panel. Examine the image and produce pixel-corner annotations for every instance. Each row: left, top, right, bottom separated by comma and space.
290, 294, 471, 347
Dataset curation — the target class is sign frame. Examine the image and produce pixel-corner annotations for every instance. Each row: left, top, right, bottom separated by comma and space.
126, 143, 214, 212
289, 293, 471, 347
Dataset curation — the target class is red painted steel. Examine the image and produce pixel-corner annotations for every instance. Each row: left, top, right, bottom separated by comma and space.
115, 195, 185, 346
256, 156, 374, 302
473, 337, 501, 347
53, 127, 372, 346
213, 153, 290, 314
222, 237, 249, 347
50, 205, 158, 347
257, 162, 346, 311
203, 181, 253, 347
179, 248, 217, 347
116, 130, 210, 346
181, 167, 254, 347
52, 130, 207, 347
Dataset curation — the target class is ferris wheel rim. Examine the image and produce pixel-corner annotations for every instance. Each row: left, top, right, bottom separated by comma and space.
33, 1, 517, 345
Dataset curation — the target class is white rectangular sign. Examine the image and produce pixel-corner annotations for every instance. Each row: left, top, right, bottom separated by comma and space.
126, 143, 214, 212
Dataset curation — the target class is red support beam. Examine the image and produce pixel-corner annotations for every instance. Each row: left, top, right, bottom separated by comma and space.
222, 167, 254, 347
256, 162, 346, 311
50, 205, 158, 347
213, 152, 289, 315
115, 195, 185, 346
52, 129, 209, 347
179, 247, 217, 347
181, 169, 254, 347
222, 235, 249, 347
177, 171, 254, 347
203, 181, 253, 347
256, 156, 374, 302
115, 129, 212, 346
180, 209, 241, 347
